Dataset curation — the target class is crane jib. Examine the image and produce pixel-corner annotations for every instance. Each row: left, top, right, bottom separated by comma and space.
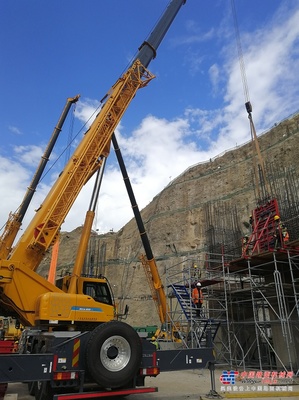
0, 0, 187, 330
135, 0, 187, 68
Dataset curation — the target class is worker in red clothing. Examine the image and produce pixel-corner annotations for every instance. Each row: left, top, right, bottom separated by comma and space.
192, 282, 204, 317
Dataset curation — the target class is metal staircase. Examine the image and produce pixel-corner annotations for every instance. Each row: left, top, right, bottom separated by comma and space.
169, 283, 221, 348
169, 284, 195, 320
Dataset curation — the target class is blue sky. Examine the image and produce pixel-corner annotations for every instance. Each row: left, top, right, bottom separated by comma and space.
1, 0, 299, 237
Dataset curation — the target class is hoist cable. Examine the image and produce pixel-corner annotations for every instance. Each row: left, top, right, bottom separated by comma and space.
231, 0, 270, 199
230, 0, 250, 104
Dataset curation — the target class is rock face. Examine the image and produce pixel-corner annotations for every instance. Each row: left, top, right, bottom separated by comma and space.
38, 112, 299, 327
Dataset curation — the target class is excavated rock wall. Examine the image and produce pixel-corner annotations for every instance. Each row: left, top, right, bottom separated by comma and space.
38, 112, 299, 327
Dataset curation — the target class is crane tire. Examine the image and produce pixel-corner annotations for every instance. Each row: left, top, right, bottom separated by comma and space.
34, 346, 55, 400
28, 344, 38, 395
35, 381, 55, 400
28, 381, 35, 396
85, 320, 142, 389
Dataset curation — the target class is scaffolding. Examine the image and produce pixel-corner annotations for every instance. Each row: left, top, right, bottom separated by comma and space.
82, 201, 299, 373
74, 139, 299, 372
164, 245, 299, 373
163, 257, 222, 350
188, 158, 299, 372
228, 248, 299, 372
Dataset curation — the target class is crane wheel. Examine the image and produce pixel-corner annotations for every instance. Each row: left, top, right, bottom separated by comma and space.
85, 320, 142, 389
34, 346, 55, 400
35, 381, 55, 400
28, 344, 38, 396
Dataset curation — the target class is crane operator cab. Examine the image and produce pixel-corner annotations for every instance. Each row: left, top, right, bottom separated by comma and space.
82, 279, 113, 305
56, 275, 113, 306
34, 275, 117, 327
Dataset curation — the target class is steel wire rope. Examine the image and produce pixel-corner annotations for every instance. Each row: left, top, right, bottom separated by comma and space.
230, 0, 250, 104
39, 102, 102, 183
78, 4, 168, 238
231, 0, 270, 200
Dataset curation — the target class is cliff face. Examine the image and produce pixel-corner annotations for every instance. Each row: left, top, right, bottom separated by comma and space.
38, 112, 299, 327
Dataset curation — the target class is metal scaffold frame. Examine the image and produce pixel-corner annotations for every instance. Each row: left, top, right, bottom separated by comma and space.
159, 256, 221, 351
228, 248, 299, 372
164, 246, 299, 373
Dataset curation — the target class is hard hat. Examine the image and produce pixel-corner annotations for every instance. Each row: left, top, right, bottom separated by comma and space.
151, 336, 156, 341
196, 282, 201, 287
274, 215, 280, 221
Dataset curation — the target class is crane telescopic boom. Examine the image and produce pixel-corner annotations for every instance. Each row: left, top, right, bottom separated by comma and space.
67, 157, 107, 294
0, 95, 79, 261
0, 0, 187, 327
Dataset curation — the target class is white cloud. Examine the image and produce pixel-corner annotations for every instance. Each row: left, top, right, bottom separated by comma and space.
224, 2, 299, 128
1, 2, 299, 241
13, 145, 43, 166
75, 98, 101, 125
0, 156, 30, 213
8, 125, 22, 135
0, 155, 49, 239
209, 63, 220, 94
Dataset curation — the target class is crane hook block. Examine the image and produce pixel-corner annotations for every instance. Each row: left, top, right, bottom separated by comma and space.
245, 101, 252, 114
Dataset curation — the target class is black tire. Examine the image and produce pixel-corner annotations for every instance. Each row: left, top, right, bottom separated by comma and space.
28, 344, 38, 396
28, 381, 36, 396
35, 380, 55, 400
34, 346, 55, 400
85, 321, 142, 389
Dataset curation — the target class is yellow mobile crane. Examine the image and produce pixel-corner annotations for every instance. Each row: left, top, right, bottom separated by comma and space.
0, 2, 212, 399
0, 96, 78, 353
0, 1, 186, 328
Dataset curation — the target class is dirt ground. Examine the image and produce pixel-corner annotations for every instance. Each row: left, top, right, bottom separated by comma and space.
4, 368, 299, 400
4, 369, 212, 399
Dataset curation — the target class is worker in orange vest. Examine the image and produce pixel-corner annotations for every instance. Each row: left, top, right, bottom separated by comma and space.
192, 282, 204, 317
273, 215, 289, 249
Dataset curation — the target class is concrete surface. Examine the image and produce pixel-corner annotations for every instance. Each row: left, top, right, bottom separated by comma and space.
4, 368, 299, 400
